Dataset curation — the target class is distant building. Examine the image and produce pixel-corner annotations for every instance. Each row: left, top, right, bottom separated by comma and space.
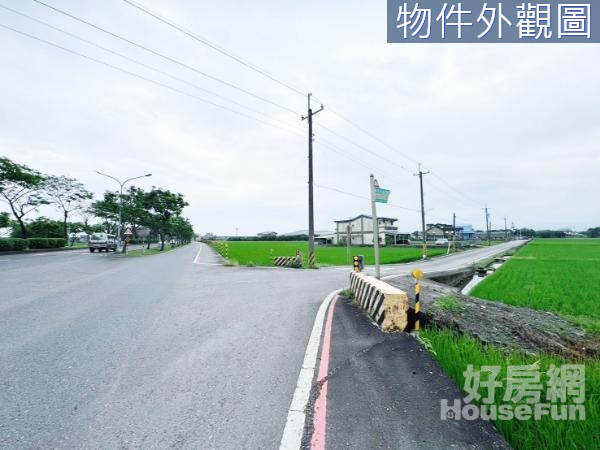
281, 229, 332, 237
257, 231, 278, 238
413, 223, 475, 241
475, 229, 511, 240
457, 224, 475, 240
326, 214, 409, 246
425, 223, 454, 239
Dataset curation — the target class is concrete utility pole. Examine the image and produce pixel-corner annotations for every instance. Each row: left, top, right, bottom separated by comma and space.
346, 220, 351, 264
370, 174, 381, 279
451, 212, 456, 253
483, 206, 491, 247
414, 163, 430, 259
96, 171, 152, 252
302, 93, 324, 268
504, 217, 508, 241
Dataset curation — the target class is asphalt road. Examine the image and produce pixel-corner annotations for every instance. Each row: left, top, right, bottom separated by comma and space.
0, 241, 524, 449
0, 244, 346, 449
378, 240, 527, 278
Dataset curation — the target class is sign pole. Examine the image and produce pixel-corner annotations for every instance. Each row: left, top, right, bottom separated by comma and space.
370, 174, 381, 279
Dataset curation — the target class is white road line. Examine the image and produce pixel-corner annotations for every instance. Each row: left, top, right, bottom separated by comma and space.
279, 288, 341, 450
193, 244, 203, 264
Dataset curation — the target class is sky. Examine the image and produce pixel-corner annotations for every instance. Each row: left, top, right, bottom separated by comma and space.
0, 0, 598, 236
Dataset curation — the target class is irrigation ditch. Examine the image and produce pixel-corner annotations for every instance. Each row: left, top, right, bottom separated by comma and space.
387, 251, 600, 360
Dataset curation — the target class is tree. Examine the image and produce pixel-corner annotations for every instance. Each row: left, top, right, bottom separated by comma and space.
143, 189, 188, 251
91, 191, 120, 233
43, 175, 93, 238
169, 215, 194, 245
78, 207, 97, 234
0, 211, 9, 228
25, 217, 65, 238
0, 157, 47, 238
520, 228, 536, 238
586, 227, 600, 238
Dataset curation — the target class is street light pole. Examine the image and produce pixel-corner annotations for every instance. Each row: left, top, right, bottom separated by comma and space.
96, 171, 152, 251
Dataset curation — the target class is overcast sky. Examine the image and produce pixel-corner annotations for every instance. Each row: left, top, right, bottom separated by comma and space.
1, 0, 598, 235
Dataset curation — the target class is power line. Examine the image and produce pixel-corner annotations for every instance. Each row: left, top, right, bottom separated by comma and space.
31, 0, 302, 116
0, 3, 304, 129
319, 124, 410, 173
121, 0, 307, 97
428, 170, 481, 207
114, 0, 481, 208
0, 22, 305, 139
315, 184, 420, 213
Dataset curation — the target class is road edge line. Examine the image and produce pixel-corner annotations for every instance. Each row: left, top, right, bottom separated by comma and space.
279, 288, 341, 450
193, 243, 203, 264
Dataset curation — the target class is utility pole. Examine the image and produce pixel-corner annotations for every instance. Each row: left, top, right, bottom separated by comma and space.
370, 174, 381, 279
346, 219, 351, 265
414, 163, 430, 259
504, 217, 508, 241
451, 212, 456, 253
302, 93, 324, 268
484, 206, 491, 246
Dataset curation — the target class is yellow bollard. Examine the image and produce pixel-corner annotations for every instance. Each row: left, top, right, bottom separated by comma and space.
411, 269, 424, 334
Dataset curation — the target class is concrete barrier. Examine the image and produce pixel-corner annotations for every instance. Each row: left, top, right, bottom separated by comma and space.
273, 255, 302, 267
349, 272, 409, 331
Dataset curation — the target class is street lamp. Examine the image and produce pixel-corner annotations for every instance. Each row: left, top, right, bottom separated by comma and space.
96, 171, 152, 251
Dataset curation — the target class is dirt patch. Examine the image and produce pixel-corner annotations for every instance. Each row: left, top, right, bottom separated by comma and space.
387, 276, 600, 360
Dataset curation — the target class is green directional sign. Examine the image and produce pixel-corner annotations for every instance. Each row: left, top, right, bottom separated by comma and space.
375, 187, 390, 203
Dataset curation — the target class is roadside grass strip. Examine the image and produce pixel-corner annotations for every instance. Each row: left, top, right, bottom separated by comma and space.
208, 241, 446, 267
125, 244, 189, 257
421, 328, 600, 450
451, 238, 600, 448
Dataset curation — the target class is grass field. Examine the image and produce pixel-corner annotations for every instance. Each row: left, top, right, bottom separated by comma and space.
209, 241, 446, 266
471, 239, 600, 334
421, 328, 599, 450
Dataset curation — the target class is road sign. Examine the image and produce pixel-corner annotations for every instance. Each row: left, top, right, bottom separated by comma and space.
375, 187, 390, 203
411, 268, 424, 279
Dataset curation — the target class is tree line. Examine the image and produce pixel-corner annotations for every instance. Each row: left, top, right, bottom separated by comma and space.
0, 157, 195, 250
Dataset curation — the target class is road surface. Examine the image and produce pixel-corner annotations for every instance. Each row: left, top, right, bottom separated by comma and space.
0, 241, 524, 449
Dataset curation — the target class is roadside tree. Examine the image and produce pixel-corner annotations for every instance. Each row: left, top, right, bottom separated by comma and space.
0, 157, 47, 238
143, 188, 188, 251
43, 175, 93, 238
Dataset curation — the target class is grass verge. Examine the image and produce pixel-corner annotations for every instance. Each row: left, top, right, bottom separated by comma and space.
421, 328, 600, 450
125, 244, 188, 257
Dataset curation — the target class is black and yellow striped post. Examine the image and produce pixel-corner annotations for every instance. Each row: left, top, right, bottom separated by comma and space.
224, 243, 229, 260
411, 269, 424, 334
308, 252, 316, 268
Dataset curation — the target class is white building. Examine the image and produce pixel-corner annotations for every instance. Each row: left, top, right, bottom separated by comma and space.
328, 214, 407, 246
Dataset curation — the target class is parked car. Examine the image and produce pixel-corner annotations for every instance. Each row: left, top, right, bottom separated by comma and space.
88, 233, 117, 252
434, 238, 449, 246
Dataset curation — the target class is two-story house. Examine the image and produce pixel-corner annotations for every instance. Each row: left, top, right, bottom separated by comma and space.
334, 214, 403, 246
